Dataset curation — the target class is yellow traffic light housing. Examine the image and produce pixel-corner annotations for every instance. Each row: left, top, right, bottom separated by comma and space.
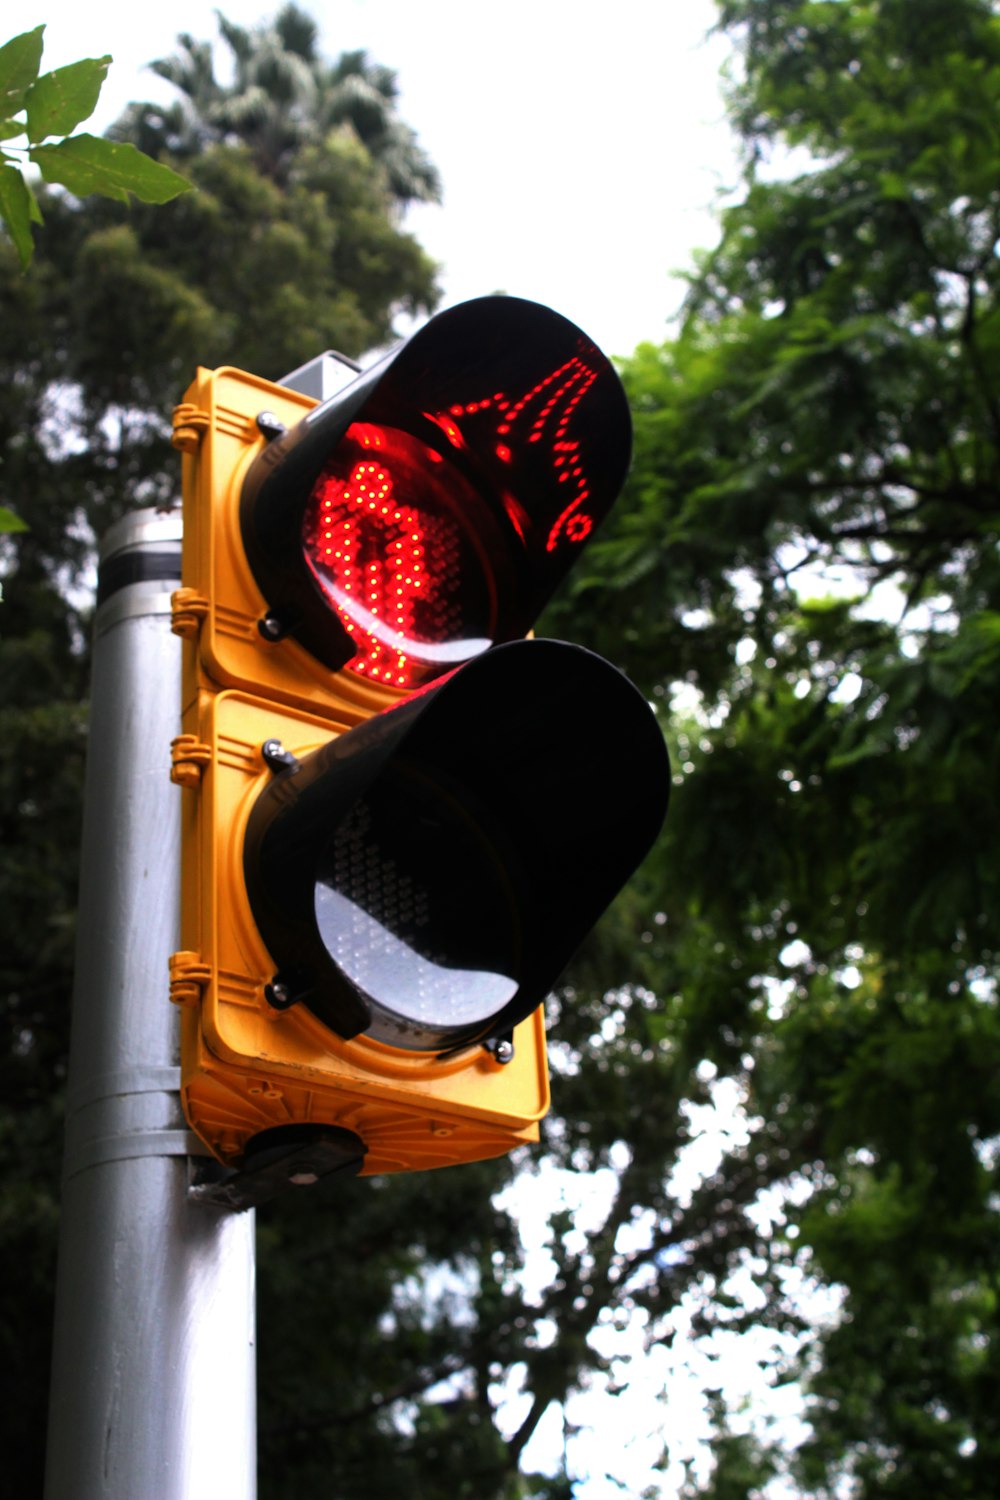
172, 366, 393, 722
171, 690, 550, 1178
170, 297, 670, 1190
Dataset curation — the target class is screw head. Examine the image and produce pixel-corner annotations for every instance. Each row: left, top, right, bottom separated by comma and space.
256, 411, 286, 441
494, 1039, 514, 1064
261, 738, 300, 774
258, 612, 286, 642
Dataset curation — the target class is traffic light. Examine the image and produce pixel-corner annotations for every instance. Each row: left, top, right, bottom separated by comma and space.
170, 296, 669, 1191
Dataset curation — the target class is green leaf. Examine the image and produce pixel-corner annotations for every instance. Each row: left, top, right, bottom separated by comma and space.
0, 505, 29, 533
29, 134, 192, 205
0, 27, 44, 117
0, 118, 25, 140
0, 161, 35, 267
878, 170, 909, 200
25, 56, 111, 143
24, 175, 42, 225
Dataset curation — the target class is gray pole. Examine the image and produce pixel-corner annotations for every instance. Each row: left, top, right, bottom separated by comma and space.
44, 510, 256, 1500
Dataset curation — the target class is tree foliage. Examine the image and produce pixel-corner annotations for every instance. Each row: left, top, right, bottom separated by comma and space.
115, 4, 440, 207
544, 1, 1000, 1492
0, 25, 190, 271
3, 3, 999, 1498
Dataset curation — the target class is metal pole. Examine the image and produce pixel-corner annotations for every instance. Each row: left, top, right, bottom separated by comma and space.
44, 509, 256, 1500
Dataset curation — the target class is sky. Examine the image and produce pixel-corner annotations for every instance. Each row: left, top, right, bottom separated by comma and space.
16, 0, 741, 361
10, 5, 787, 1494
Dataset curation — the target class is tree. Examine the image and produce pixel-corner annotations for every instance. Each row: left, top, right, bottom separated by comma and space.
116, 4, 440, 207
544, 1, 1000, 1492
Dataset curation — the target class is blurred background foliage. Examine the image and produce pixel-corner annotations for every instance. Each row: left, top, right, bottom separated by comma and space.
2, 3, 999, 1497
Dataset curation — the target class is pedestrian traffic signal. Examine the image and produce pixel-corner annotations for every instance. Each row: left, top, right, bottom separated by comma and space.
170, 297, 669, 1193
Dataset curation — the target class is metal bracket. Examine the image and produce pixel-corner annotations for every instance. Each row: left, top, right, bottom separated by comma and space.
189, 1125, 366, 1211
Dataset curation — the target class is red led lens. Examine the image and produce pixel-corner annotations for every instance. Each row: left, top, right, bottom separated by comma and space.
424, 352, 601, 554
301, 424, 495, 690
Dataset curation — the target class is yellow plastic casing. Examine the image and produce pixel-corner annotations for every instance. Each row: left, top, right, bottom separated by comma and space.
171, 364, 393, 717
170, 366, 550, 1175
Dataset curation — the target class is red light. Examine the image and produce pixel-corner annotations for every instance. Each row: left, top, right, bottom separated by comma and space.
564, 512, 593, 543
301, 425, 494, 690
428, 354, 600, 554
423, 411, 466, 451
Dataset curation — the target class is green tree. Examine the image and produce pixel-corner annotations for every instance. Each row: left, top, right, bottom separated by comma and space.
116, 4, 440, 206
546, 0, 1000, 1493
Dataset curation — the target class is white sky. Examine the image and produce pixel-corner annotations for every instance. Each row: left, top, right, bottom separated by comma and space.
15, 0, 740, 360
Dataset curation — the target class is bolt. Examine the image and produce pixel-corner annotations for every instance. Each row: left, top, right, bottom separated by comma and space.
494, 1039, 515, 1064
266, 980, 293, 1010
256, 411, 286, 441
262, 739, 300, 774
258, 612, 286, 642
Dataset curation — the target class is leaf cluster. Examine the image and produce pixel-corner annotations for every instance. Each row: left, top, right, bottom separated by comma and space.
543, 2, 1000, 1493
0, 26, 189, 269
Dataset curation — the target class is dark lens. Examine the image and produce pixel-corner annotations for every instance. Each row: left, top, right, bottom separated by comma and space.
313, 765, 520, 1050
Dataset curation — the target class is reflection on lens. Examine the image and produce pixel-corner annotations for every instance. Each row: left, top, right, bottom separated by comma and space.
313, 777, 520, 1050
301, 423, 496, 690
315, 885, 517, 1032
